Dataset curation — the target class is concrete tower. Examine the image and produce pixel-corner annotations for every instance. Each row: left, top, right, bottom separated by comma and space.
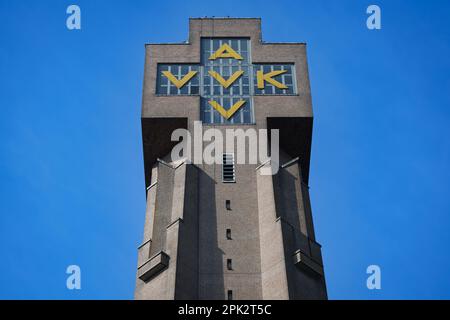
135, 18, 327, 300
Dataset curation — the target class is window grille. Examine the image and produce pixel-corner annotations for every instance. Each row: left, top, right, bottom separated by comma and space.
222, 153, 235, 183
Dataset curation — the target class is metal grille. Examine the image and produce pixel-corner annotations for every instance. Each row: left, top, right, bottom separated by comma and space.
222, 153, 235, 183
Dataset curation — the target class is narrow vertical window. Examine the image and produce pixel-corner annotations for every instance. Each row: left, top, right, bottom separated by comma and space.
226, 200, 231, 210
222, 153, 235, 183
227, 259, 233, 270
227, 290, 233, 300
226, 229, 232, 240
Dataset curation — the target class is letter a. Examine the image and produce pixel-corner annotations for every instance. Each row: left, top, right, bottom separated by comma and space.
366, 265, 381, 289
66, 265, 81, 290
66, 5, 81, 30
366, 5, 381, 30
209, 43, 243, 60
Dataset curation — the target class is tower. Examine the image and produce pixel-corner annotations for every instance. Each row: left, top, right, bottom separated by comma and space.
135, 18, 327, 300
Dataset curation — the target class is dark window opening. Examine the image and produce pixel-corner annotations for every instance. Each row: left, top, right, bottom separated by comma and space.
227, 259, 233, 270
226, 200, 231, 210
227, 290, 233, 300
226, 229, 232, 240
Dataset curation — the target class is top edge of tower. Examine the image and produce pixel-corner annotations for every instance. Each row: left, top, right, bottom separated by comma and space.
144, 17, 306, 46
189, 17, 261, 20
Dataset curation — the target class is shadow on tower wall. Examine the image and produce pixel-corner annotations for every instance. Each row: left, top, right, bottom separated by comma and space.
198, 168, 225, 299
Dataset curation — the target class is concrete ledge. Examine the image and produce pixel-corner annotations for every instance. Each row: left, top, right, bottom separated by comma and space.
137, 238, 152, 250
292, 249, 324, 277
166, 217, 184, 229
138, 251, 170, 282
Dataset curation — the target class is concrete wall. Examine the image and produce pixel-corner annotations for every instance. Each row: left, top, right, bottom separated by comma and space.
135, 18, 327, 300
272, 150, 327, 299
197, 126, 262, 299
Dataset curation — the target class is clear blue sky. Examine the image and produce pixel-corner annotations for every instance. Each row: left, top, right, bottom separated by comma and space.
1, 0, 449, 299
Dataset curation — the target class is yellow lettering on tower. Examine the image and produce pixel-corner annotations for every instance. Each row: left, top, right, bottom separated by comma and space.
162, 71, 197, 89
256, 70, 288, 89
208, 70, 244, 88
208, 99, 246, 119
209, 43, 243, 60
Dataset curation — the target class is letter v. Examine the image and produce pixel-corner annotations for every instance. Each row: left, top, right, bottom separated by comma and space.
208, 70, 244, 88
208, 99, 246, 120
162, 71, 197, 89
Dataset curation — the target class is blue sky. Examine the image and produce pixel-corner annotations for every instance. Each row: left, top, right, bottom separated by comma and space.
1, 0, 449, 299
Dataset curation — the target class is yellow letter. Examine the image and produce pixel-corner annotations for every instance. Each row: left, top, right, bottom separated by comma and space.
208, 100, 246, 119
208, 70, 244, 88
162, 70, 197, 89
209, 43, 243, 60
256, 70, 288, 89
